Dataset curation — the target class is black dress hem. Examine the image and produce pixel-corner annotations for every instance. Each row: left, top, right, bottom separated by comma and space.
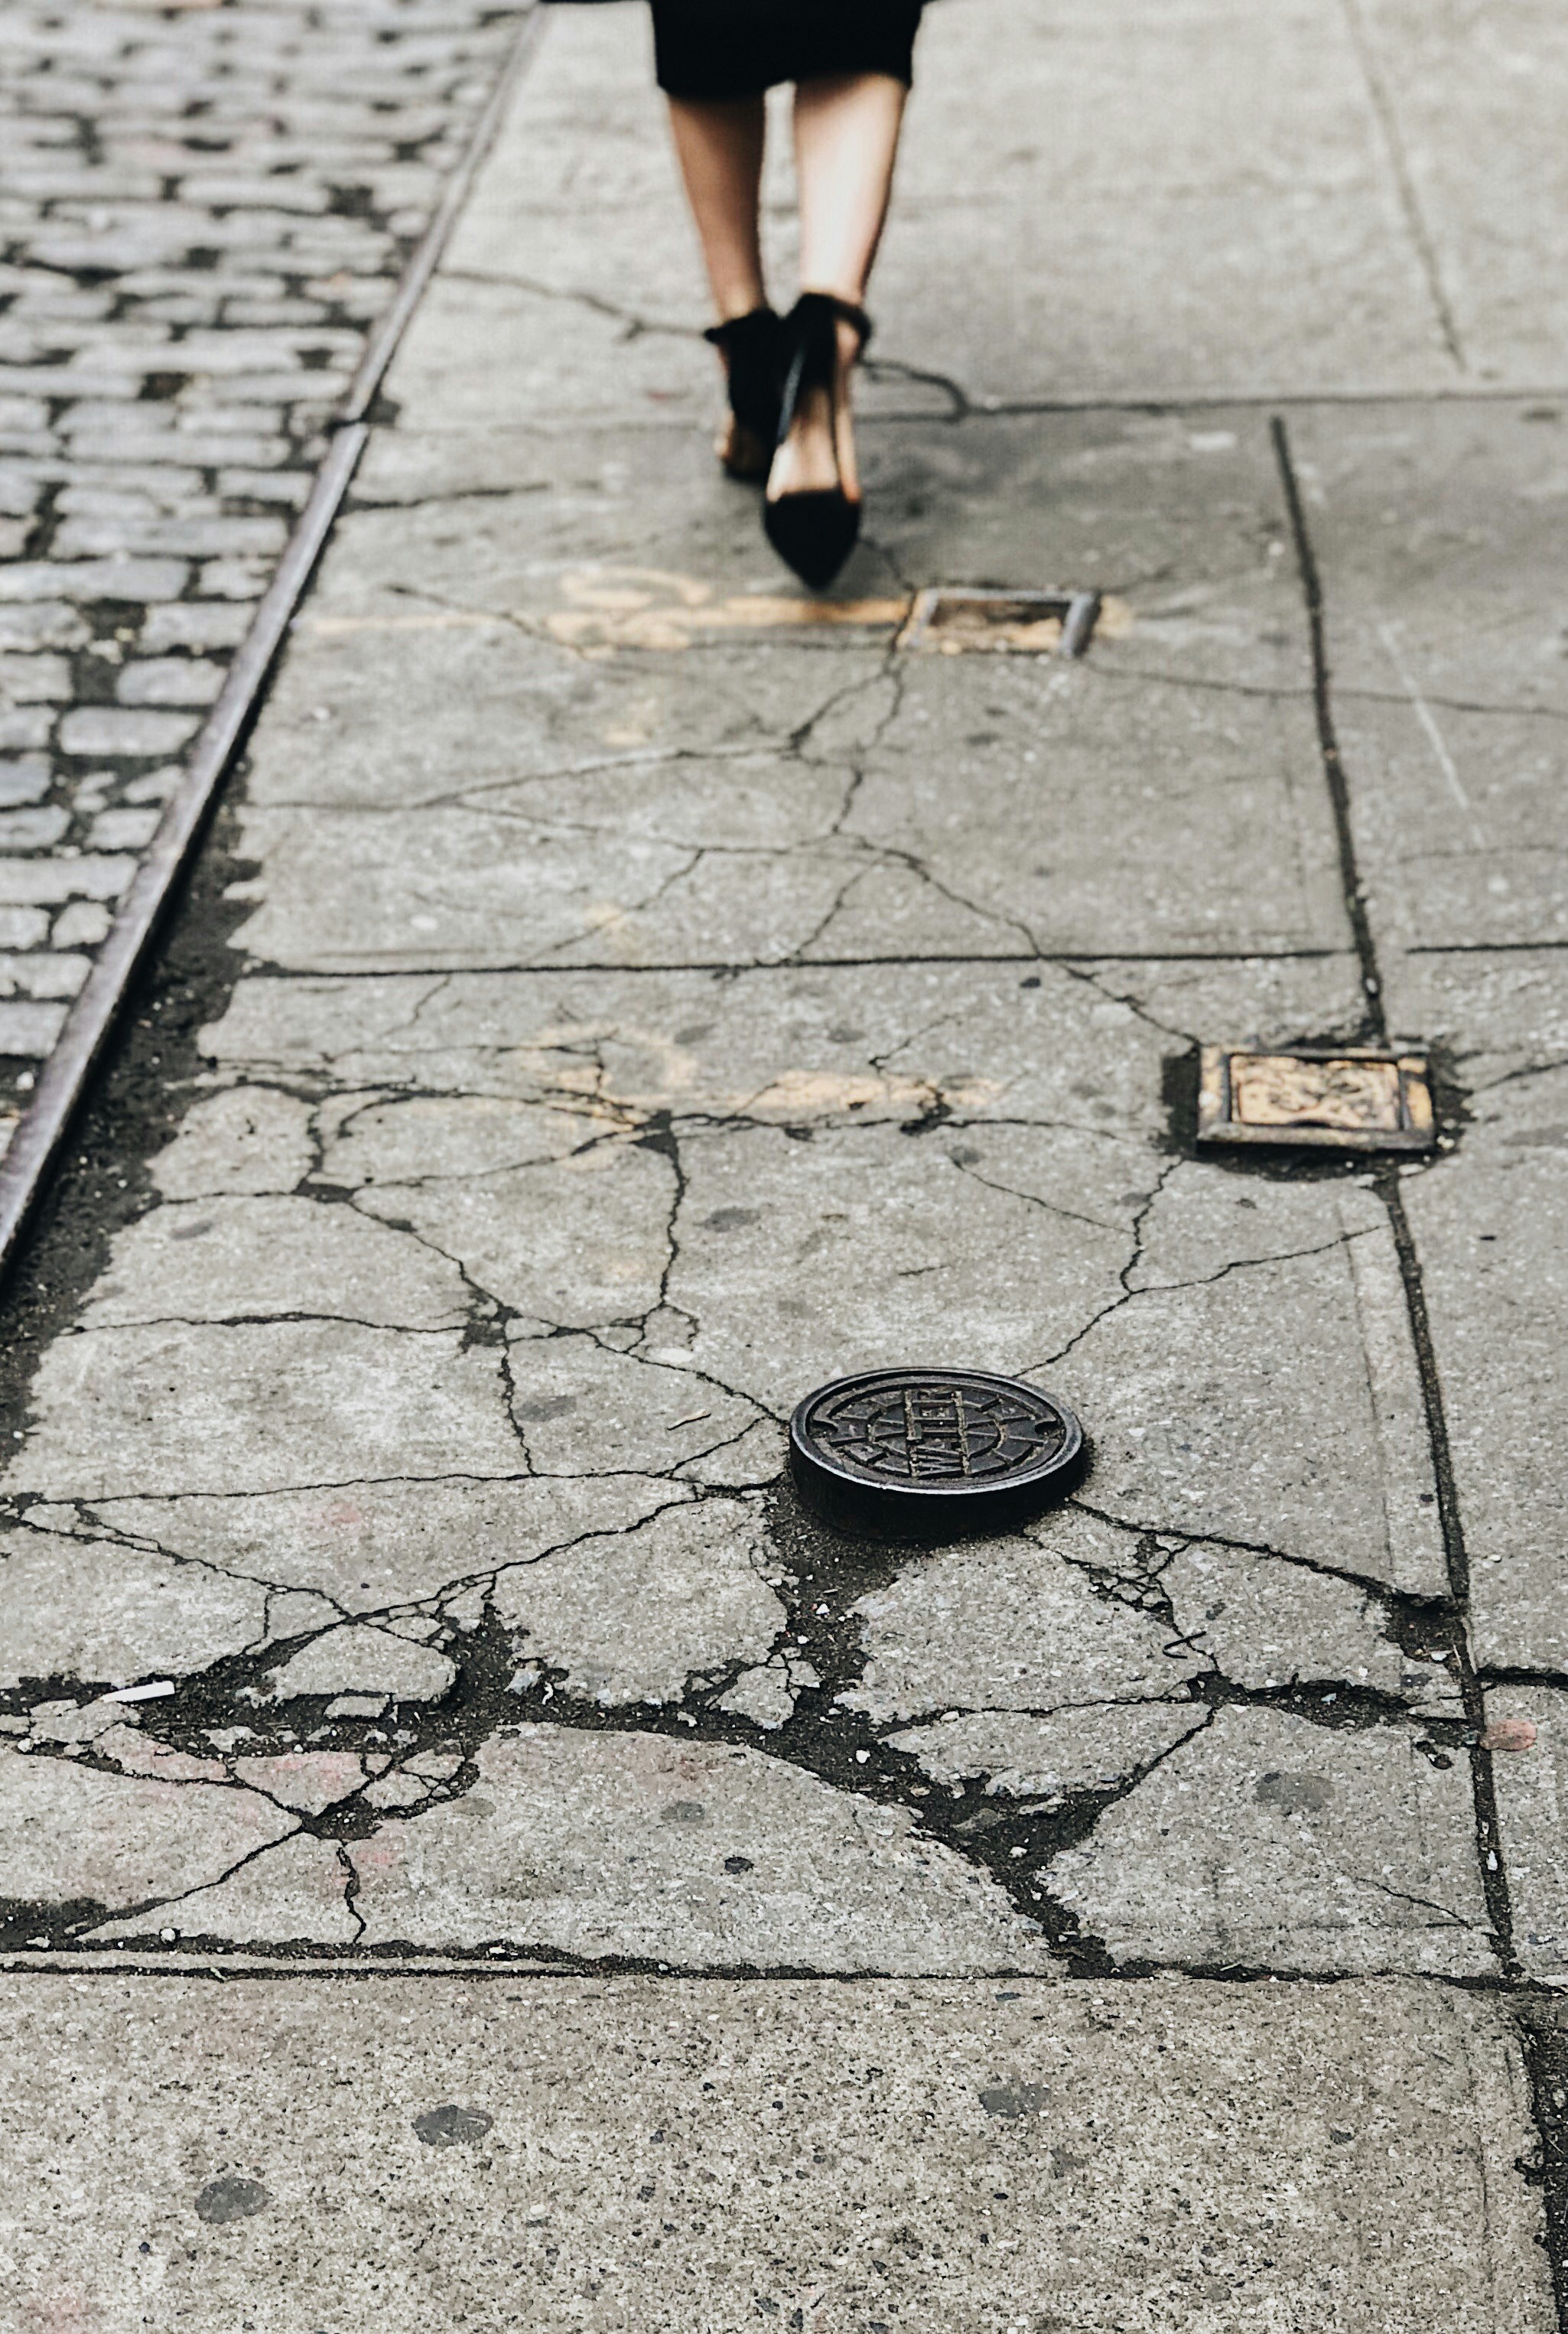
650, 2, 926, 99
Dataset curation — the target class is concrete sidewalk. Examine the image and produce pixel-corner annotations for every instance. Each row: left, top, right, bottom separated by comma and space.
3, 2, 1568, 2325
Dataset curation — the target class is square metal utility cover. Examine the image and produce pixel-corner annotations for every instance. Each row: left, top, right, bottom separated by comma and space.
1197, 1045, 1436, 1154
898, 587, 1101, 659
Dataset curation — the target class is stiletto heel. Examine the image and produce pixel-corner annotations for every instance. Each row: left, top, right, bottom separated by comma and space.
704, 307, 784, 481
764, 291, 872, 591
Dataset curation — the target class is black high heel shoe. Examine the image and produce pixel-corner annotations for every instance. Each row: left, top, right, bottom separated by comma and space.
764, 291, 872, 591
704, 307, 784, 482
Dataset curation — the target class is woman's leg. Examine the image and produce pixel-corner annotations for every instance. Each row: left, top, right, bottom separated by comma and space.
665, 67, 907, 324
772, 72, 909, 500
665, 94, 769, 321
795, 70, 908, 308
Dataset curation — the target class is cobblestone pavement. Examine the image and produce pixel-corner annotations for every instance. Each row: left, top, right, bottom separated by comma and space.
4, 2, 1568, 2328
0, 0, 529, 1133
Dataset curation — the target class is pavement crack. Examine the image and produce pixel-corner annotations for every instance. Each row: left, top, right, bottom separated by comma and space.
1065, 1493, 1443, 1610
441, 267, 693, 345
861, 351, 972, 419
1335, 0, 1469, 372
1271, 413, 1385, 1035
337, 1841, 366, 1942
72, 1821, 305, 1945
1025, 1174, 1381, 1370
1059, 959, 1202, 1049
1466, 1055, 1568, 1096
948, 1157, 1125, 1238
1351, 1873, 1488, 1932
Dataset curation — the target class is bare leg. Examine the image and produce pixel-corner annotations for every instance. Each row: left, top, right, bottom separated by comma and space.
665, 95, 772, 472
770, 72, 909, 501
665, 94, 769, 322
795, 71, 907, 308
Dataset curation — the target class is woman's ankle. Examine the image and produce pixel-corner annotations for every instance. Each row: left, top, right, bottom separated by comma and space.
713, 283, 769, 324
796, 277, 867, 308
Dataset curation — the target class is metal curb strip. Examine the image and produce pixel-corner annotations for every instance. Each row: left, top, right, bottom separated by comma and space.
0, 5, 548, 1286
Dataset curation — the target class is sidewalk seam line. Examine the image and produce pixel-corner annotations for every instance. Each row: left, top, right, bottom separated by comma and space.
1271, 409, 1519, 1987
1334, 0, 1469, 373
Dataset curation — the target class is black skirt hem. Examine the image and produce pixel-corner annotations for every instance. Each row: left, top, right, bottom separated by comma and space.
652, 2, 925, 99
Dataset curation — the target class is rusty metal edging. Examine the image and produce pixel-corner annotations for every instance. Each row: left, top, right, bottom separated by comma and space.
896, 586, 1102, 659
0, 5, 547, 1284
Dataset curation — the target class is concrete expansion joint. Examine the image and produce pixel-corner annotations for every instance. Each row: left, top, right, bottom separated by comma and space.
1269, 417, 1527, 2006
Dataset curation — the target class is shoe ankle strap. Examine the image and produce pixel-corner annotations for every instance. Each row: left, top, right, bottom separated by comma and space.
703, 307, 777, 350
793, 291, 873, 352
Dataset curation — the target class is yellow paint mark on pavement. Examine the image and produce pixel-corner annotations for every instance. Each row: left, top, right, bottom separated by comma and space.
304, 569, 1130, 657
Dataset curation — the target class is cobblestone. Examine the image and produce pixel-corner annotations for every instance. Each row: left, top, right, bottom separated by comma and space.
0, 558, 191, 602
0, 608, 88, 652
0, 809, 68, 851
115, 659, 226, 708
0, 763, 50, 808
0, 909, 47, 950
140, 605, 254, 653
57, 708, 201, 759
0, 1000, 67, 1054
0, 0, 532, 1101
0, 709, 51, 752
0, 847, 135, 899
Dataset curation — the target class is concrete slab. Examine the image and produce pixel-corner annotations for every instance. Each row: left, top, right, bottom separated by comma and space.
1293, 399, 1568, 718
1160, 1537, 1436, 1701
0, 1743, 296, 1938
1381, 952, 1568, 1672
264, 1626, 456, 1704
151, 1087, 315, 1200
5, 1319, 522, 1502
1287, 402, 1568, 955
346, 1725, 1056, 1971
838, 1508, 1209, 1724
1346, 0, 1568, 382
1052, 1704, 1495, 1976
80, 1475, 688, 1615
889, 1700, 1209, 1798
80, 1195, 473, 1331
1488, 1683, 1568, 1987
831, 662, 1342, 964
87, 1829, 363, 1951
488, 1498, 788, 1710
0, 1974, 1550, 2334
1332, 694, 1568, 954
0, 1521, 268, 1691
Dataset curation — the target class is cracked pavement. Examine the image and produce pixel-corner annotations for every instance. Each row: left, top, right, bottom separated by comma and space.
2, 2, 1568, 2328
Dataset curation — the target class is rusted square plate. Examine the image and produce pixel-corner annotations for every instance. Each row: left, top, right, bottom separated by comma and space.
1197, 1045, 1436, 1153
897, 587, 1102, 659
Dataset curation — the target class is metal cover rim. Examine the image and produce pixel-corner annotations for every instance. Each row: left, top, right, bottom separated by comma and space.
789, 1367, 1083, 1512
1196, 1043, 1436, 1154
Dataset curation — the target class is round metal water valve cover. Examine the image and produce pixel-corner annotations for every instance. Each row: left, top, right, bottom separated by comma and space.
789, 1368, 1084, 1538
